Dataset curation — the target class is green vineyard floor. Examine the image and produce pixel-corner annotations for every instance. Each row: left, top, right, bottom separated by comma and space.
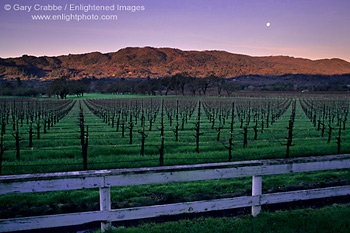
1, 96, 350, 175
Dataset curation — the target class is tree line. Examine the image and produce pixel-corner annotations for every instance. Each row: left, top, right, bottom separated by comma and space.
1, 73, 237, 98
2, 72, 349, 98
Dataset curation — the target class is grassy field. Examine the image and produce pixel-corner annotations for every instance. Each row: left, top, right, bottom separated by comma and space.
0, 94, 349, 229
100, 204, 350, 233
1, 94, 350, 175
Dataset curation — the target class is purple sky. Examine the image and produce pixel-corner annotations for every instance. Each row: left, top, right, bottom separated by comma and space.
1, 0, 350, 61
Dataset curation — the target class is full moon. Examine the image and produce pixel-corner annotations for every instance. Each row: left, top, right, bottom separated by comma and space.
266, 22, 271, 27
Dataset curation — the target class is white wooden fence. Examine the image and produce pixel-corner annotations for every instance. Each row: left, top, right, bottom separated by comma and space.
0, 154, 350, 232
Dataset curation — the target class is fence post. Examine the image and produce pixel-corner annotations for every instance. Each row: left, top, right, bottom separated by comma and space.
100, 187, 111, 232
252, 175, 262, 217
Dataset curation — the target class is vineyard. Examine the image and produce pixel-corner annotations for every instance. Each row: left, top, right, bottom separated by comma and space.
0, 95, 349, 175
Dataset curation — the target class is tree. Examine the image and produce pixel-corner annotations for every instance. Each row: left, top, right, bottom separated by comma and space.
16, 77, 22, 87
223, 83, 238, 96
208, 75, 225, 96
171, 73, 189, 96
187, 77, 198, 96
70, 80, 90, 97
197, 77, 211, 96
47, 76, 70, 99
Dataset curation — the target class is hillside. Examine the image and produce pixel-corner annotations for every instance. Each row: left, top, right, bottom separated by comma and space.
1, 47, 350, 80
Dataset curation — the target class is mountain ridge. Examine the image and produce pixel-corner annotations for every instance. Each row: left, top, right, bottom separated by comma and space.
1, 47, 350, 80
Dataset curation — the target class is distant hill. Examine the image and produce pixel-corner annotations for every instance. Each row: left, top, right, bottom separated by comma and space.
1, 47, 350, 80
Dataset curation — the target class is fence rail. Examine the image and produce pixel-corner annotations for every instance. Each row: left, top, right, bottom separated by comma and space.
1, 154, 350, 232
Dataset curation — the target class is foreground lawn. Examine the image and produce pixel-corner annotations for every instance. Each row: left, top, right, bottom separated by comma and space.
104, 204, 350, 233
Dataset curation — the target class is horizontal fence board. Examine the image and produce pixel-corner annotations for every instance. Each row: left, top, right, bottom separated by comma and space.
104, 159, 350, 187
1, 154, 350, 195
105, 196, 257, 222
291, 160, 350, 173
261, 185, 350, 205
1, 185, 349, 232
0, 177, 104, 194
0, 197, 255, 232
0, 211, 104, 232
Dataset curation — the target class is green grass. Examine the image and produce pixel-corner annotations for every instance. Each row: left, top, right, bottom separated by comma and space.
1, 94, 349, 223
64, 93, 150, 100
2, 95, 350, 175
62, 93, 181, 100
101, 204, 350, 233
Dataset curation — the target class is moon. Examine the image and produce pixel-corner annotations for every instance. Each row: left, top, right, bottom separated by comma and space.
266, 22, 271, 27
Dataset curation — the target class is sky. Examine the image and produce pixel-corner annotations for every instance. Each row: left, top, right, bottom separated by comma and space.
1, 0, 350, 62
